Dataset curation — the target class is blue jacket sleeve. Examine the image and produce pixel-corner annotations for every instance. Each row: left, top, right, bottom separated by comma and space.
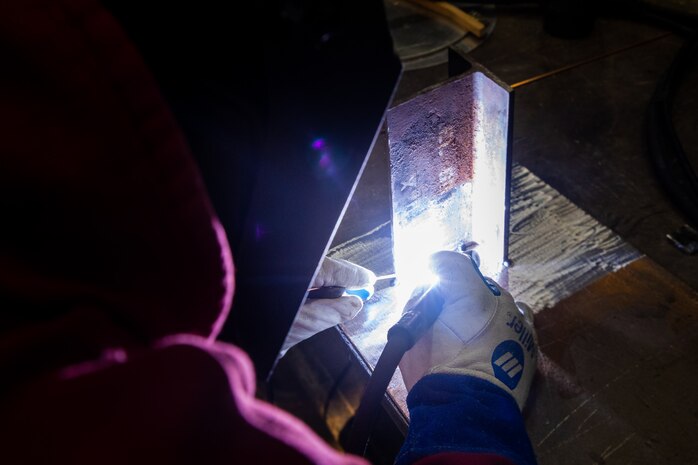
396, 374, 538, 465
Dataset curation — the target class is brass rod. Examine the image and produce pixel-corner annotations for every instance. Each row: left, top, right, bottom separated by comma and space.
511, 32, 673, 89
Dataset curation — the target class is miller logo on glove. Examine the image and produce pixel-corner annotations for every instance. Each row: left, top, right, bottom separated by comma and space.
399, 251, 537, 410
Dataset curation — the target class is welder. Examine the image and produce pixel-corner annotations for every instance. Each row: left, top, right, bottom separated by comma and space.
0, 1, 537, 464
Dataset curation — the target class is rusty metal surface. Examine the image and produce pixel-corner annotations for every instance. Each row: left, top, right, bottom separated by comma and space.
387, 70, 512, 282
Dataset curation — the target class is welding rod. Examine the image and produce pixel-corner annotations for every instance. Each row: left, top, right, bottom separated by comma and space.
374, 273, 397, 282
307, 273, 397, 299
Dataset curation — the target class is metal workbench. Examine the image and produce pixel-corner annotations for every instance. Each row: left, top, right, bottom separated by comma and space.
272, 5, 698, 464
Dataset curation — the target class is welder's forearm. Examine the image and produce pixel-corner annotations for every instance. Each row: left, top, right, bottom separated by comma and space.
396, 374, 538, 465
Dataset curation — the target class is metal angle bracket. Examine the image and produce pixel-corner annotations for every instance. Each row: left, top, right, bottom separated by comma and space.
387, 51, 513, 281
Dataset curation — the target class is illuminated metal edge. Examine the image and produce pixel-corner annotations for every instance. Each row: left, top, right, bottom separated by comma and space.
387, 65, 512, 287
337, 60, 514, 425
389, 63, 512, 417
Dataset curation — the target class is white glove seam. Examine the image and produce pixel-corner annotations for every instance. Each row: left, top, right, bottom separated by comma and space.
429, 297, 500, 374
439, 296, 500, 347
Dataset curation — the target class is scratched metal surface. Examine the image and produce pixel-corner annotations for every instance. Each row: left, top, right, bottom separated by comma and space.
329, 163, 641, 419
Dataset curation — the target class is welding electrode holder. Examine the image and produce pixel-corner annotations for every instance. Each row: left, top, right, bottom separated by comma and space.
345, 283, 445, 456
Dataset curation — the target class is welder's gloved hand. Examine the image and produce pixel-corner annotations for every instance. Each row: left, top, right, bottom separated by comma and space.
399, 251, 537, 410
280, 257, 376, 356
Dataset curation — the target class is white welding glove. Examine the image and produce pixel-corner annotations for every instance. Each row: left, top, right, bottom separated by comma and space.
280, 257, 376, 356
399, 251, 537, 410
